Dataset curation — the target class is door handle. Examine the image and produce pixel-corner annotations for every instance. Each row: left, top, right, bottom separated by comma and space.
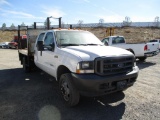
40, 51, 42, 56
50, 64, 54, 67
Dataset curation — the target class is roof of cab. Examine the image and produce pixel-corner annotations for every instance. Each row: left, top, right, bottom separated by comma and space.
46, 29, 88, 32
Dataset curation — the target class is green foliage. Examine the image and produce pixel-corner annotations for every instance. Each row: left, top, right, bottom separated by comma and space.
2, 23, 6, 30
10, 23, 15, 29
21, 22, 25, 26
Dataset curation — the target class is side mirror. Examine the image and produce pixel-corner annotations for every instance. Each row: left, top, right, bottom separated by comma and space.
37, 41, 44, 51
50, 43, 55, 51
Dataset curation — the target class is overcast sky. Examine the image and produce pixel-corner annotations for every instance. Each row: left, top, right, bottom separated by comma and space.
0, 0, 159, 27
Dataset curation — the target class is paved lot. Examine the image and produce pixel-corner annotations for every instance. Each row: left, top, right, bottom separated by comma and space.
0, 49, 160, 120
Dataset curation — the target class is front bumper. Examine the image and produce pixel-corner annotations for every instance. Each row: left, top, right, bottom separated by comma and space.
71, 66, 139, 96
145, 50, 159, 57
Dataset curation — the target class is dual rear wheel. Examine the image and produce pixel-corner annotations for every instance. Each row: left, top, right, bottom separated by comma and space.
22, 57, 30, 73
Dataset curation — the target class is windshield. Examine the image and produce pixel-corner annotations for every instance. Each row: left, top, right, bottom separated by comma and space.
56, 31, 103, 47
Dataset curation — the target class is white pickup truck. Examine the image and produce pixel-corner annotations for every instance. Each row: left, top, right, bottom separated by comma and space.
18, 28, 139, 106
101, 36, 159, 61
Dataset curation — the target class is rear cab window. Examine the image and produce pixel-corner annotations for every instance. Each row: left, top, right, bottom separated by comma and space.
112, 37, 125, 44
37, 33, 45, 41
36, 33, 45, 48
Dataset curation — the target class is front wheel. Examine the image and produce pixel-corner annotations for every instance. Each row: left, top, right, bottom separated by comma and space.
59, 73, 80, 107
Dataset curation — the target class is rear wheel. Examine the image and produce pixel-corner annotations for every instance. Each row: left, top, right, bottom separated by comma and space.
23, 57, 30, 73
138, 57, 147, 61
59, 73, 80, 107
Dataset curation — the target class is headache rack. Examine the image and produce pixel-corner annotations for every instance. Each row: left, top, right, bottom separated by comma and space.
95, 55, 134, 76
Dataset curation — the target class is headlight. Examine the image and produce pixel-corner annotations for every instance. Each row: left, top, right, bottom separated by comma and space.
82, 62, 90, 69
76, 61, 94, 73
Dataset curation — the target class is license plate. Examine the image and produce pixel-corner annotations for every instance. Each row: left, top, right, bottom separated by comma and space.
117, 81, 127, 89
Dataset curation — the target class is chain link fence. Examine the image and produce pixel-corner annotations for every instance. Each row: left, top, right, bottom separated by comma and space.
0, 22, 160, 30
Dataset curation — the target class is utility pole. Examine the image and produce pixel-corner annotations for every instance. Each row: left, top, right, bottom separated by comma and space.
47, 17, 50, 30
59, 17, 62, 28
34, 22, 36, 29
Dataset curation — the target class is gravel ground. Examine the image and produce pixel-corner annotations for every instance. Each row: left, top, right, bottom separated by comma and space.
0, 49, 160, 120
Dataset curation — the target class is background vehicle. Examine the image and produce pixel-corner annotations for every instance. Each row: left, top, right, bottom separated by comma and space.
149, 39, 160, 51
0, 42, 10, 48
102, 36, 159, 61
9, 35, 27, 49
9, 40, 18, 49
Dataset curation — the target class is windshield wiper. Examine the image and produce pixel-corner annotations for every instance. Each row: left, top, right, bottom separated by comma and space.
82, 43, 103, 46
60, 43, 103, 47
60, 44, 80, 46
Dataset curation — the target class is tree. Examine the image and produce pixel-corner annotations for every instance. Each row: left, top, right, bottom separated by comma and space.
2, 23, 6, 30
20, 22, 26, 29
77, 20, 83, 28
10, 23, 15, 30
99, 19, 104, 27
122, 16, 132, 27
154, 16, 159, 27
21, 22, 25, 26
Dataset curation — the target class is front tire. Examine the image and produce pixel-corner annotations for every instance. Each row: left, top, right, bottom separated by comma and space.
59, 73, 80, 107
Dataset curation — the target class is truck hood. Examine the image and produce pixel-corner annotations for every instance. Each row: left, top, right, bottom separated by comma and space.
62, 46, 133, 61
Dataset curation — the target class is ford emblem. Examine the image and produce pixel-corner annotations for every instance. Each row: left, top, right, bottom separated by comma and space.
118, 63, 124, 68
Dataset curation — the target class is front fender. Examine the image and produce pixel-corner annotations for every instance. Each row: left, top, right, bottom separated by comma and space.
56, 50, 82, 74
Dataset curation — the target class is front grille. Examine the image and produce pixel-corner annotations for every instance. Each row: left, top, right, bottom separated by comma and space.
95, 55, 134, 76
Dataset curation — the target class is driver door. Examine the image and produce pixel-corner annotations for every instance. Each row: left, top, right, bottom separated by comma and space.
39, 32, 57, 77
